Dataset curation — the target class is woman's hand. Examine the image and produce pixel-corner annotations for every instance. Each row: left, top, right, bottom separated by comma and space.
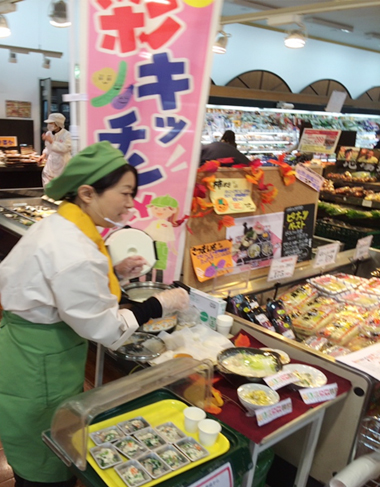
114, 255, 147, 280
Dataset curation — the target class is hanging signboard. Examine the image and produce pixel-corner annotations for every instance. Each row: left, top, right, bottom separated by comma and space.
210, 178, 257, 214
298, 129, 341, 154
282, 204, 315, 262
80, 0, 222, 284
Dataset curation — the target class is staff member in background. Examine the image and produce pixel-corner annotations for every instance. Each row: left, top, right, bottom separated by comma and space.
0, 141, 189, 487
40, 112, 72, 187
200, 129, 251, 166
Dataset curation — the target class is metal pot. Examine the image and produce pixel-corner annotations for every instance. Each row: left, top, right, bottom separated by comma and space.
122, 281, 177, 334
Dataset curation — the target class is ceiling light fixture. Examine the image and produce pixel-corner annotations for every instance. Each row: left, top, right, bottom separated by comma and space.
366, 32, 380, 40
49, 0, 71, 28
0, 44, 63, 58
213, 30, 231, 54
9, 51, 16, 63
42, 56, 51, 69
0, 14, 11, 38
284, 21, 307, 49
309, 17, 353, 33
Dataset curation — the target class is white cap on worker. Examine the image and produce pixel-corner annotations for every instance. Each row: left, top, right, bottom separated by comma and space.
44, 113, 65, 128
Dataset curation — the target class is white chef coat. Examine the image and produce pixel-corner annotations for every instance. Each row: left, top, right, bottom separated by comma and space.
0, 213, 139, 350
42, 128, 72, 187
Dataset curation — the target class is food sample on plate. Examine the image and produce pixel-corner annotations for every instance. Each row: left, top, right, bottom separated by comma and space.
283, 364, 327, 388
138, 453, 170, 478
133, 427, 166, 450
115, 460, 151, 487
279, 284, 318, 309
118, 417, 150, 435
176, 438, 209, 461
89, 443, 123, 469
90, 426, 124, 445
218, 348, 281, 378
156, 423, 185, 442
114, 436, 148, 458
237, 384, 279, 408
308, 275, 348, 295
141, 315, 176, 333
156, 445, 189, 470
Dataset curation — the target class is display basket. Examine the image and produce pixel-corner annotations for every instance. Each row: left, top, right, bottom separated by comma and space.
315, 219, 380, 250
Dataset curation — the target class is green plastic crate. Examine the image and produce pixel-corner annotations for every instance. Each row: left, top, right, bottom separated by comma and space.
315, 219, 380, 250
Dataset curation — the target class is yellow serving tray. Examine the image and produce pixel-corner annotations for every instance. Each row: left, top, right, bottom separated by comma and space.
87, 399, 230, 487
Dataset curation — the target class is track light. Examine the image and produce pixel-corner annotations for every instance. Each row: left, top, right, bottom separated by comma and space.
309, 17, 353, 33
213, 30, 231, 54
42, 56, 51, 69
49, 0, 71, 28
9, 51, 16, 63
0, 15, 10, 38
284, 22, 307, 49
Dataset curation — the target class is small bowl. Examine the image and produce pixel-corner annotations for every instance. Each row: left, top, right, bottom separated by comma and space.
237, 383, 280, 412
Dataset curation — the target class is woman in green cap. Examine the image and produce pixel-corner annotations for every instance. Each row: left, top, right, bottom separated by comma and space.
0, 141, 189, 487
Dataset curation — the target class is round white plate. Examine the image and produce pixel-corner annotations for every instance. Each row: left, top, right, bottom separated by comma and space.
260, 348, 291, 365
283, 364, 327, 388
106, 228, 156, 276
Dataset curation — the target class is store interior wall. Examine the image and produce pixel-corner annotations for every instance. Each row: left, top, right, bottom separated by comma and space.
211, 23, 380, 99
1, 1, 380, 154
0, 0, 69, 153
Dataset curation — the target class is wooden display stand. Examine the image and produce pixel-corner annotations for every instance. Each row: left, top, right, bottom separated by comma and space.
182, 166, 322, 292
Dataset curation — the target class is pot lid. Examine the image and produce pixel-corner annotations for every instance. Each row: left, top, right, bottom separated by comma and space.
112, 332, 166, 362
105, 228, 157, 279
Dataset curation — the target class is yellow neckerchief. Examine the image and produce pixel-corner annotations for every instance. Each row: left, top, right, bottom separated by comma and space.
58, 201, 121, 302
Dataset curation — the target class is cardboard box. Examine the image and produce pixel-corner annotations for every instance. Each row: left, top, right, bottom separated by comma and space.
189, 288, 227, 330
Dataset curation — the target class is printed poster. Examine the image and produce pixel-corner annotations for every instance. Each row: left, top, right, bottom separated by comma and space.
210, 178, 256, 214
299, 129, 341, 154
190, 239, 234, 282
226, 212, 284, 270
81, 0, 222, 284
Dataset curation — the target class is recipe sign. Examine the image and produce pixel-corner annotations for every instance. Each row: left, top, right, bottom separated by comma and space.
80, 0, 222, 283
282, 204, 315, 262
190, 239, 234, 282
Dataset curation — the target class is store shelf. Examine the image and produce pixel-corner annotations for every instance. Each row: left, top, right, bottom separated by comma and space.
320, 191, 380, 210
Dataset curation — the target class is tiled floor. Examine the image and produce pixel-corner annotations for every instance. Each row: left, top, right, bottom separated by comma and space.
0, 344, 124, 486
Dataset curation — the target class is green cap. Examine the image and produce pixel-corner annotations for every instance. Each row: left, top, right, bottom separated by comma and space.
45, 141, 128, 200
148, 195, 178, 208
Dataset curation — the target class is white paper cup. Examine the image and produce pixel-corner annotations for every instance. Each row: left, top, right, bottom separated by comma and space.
216, 315, 233, 336
198, 419, 222, 447
183, 407, 206, 433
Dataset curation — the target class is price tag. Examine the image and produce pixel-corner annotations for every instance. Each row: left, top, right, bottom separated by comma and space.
299, 383, 338, 404
264, 370, 298, 390
313, 242, 340, 269
255, 398, 292, 426
295, 164, 325, 192
362, 199, 373, 208
354, 235, 373, 261
268, 255, 298, 282
188, 463, 233, 487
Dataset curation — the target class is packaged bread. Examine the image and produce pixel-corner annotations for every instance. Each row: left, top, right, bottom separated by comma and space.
318, 306, 363, 345
338, 291, 379, 309
279, 284, 318, 310
333, 273, 367, 289
308, 275, 349, 295
293, 306, 336, 337
358, 278, 380, 297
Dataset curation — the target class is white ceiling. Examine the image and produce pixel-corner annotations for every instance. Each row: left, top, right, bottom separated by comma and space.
221, 0, 380, 52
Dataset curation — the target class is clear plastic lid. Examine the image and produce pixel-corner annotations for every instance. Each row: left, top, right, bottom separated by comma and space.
49, 357, 213, 471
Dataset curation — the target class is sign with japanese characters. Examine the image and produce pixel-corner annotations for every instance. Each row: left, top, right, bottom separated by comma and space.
0, 136, 17, 147
298, 128, 341, 154
313, 242, 340, 269
267, 255, 297, 283
210, 178, 256, 214
190, 239, 234, 282
81, 0, 222, 283
295, 164, 325, 192
282, 204, 315, 262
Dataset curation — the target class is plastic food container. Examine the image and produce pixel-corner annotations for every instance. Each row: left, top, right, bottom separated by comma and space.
133, 427, 166, 450
114, 436, 148, 459
156, 422, 186, 443
115, 460, 151, 486
138, 452, 171, 479
175, 437, 209, 461
89, 443, 123, 469
89, 426, 124, 445
279, 284, 318, 309
156, 444, 190, 470
118, 417, 150, 435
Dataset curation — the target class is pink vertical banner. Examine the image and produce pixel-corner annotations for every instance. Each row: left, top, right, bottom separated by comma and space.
81, 0, 221, 284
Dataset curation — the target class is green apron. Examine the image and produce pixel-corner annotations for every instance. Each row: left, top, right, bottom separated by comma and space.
0, 311, 88, 482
